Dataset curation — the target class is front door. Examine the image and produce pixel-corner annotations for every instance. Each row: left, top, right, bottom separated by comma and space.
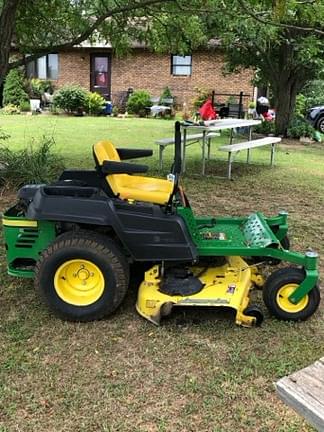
90, 54, 111, 99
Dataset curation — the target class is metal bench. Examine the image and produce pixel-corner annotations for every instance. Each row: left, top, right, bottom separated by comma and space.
276, 358, 324, 431
155, 132, 219, 170
219, 136, 281, 179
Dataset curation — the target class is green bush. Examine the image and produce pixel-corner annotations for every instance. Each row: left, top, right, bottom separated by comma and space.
287, 115, 316, 139
112, 106, 119, 116
254, 120, 275, 135
3, 69, 29, 106
303, 80, 324, 110
126, 90, 151, 116
227, 95, 238, 105
0, 136, 65, 188
53, 85, 87, 114
20, 101, 31, 112
159, 86, 173, 103
294, 94, 307, 117
28, 78, 54, 98
192, 87, 211, 110
1, 104, 21, 115
84, 92, 106, 115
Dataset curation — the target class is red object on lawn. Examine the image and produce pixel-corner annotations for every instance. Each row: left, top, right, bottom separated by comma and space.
199, 99, 217, 120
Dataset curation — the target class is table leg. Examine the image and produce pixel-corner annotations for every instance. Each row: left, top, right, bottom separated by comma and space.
202, 130, 207, 175
249, 126, 252, 141
159, 145, 163, 171
247, 148, 250, 164
182, 128, 187, 173
270, 143, 275, 166
227, 152, 233, 180
207, 136, 211, 160
229, 128, 234, 145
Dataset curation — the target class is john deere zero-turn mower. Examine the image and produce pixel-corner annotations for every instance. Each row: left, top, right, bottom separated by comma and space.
2, 122, 320, 326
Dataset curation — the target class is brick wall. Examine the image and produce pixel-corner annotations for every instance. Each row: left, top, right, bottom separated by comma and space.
55, 49, 254, 108
112, 50, 254, 107
55, 50, 90, 89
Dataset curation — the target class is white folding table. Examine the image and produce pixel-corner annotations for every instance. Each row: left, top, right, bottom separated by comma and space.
181, 118, 261, 175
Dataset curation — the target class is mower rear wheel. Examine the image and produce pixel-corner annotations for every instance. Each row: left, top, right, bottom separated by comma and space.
35, 230, 129, 321
263, 268, 320, 321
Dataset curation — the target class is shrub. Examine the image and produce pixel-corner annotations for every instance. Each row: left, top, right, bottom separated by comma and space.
112, 106, 119, 116
84, 92, 106, 115
159, 86, 173, 103
28, 78, 54, 98
20, 101, 31, 112
53, 85, 87, 114
49, 104, 61, 115
303, 80, 324, 110
254, 120, 275, 135
192, 88, 211, 110
0, 136, 65, 188
3, 69, 29, 106
294, 94, 307, 117
227, 95, 238, 105
126, 90, 151, 116
1, 104, 21, 115
287, 115, 316, 139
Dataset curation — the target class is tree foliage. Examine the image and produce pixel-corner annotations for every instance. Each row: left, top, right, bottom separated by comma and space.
0, 0, 206, 86
1, 0, 324, 134
201, 0, 324, 134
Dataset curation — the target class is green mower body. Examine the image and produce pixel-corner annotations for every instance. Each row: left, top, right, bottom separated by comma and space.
1, 122, 321, 325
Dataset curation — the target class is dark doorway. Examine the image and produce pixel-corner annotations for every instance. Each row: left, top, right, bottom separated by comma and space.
90, 54, 111, 100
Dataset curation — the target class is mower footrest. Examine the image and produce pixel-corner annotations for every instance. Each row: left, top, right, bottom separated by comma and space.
242, 213, 279, 248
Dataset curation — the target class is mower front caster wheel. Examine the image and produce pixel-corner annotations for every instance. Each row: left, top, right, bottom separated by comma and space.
263, 268, 320, 321
243, 305, 264, 326
35, 230, 129, 321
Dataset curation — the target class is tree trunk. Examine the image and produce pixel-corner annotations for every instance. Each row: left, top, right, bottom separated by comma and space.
274, 79, 299, 136
271, 38, 309, 137
0, 0, 20, 87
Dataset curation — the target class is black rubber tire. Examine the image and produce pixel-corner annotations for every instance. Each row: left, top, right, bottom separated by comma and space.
267, 235, 291, 266
263, 267, 320, 321
243, 305, 264, 326
250, 235, 290, 266
280, 235, 290, 250
35, 230, 129, 321
316, 116, 324, 133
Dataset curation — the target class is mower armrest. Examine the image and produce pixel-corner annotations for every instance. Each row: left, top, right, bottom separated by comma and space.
102, 160, 148, 175
116, 148, 153, 160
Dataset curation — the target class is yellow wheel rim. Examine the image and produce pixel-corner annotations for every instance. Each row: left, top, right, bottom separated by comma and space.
276, 284, 309, 313
54, 259, 105, 306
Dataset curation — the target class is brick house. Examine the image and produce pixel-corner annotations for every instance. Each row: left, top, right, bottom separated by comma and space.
25, 44, 255, 108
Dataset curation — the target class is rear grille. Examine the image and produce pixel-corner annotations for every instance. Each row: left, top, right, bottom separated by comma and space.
15, 228, 39, 248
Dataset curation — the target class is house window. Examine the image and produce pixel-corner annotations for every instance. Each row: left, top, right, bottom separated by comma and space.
26, 54, 59, 80
171, 55, 192, 76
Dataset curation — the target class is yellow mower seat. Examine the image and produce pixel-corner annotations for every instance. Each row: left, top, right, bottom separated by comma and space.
93, 140, 174, 205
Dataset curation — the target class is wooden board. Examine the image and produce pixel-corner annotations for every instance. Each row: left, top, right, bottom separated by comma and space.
276, 358, 324, 431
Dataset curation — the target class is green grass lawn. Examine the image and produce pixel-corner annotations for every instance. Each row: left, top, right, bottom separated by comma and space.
0, 115, 323, 431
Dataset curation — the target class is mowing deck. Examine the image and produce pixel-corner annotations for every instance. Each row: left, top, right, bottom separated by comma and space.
276, 358, 324, 431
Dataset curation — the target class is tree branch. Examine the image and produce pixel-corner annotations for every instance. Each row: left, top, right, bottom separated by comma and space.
9, 0, 175, 69
238, 0, 324, 36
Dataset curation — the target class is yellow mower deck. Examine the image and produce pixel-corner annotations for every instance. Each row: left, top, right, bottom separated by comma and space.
136, 257, 264, 327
